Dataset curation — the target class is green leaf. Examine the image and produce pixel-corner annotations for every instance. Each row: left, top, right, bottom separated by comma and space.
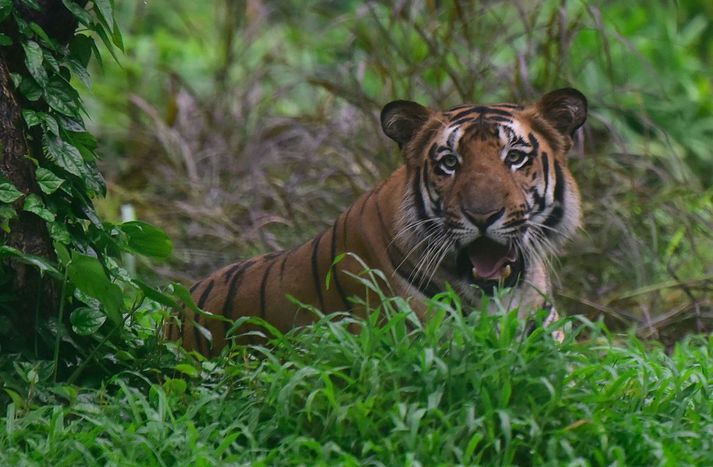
53, 241, 70, 266
93, 21, 120, 64
23, 193, 55, 222
0, 0, 13, 22
88, 38, 103, 69
135, 279, 179, 308
36, 167, 64, 194
0, 34, 12, 46
119, 221, 173, 259
111, 17, 124, 51
66, 58, 91, 88
70, 307, 106, 335
163, 378, 187, 396
83, 162, 106, 196
49, 222, 71, 244
0, 204, 16, 232
43, 79, 79, 117
174, 363, 199, 378
29, 22, 57, 51
20, 0, 40, 10
0, 179, 23, 203
69, 34, 93, 67
61, 0, 92, 25
65, 131, 97, 155
41, 114, 59, 135
21, 109, 43, 128
57, 115, 85, 132
0, 245, 61, 278
67, 253, 123, 324
42, 50, 60, 73
44, 134, 84, 177
94, 0, 114, 33
18, 75, 42, 101
9, 72, 21, 88
22, 41, 47, 85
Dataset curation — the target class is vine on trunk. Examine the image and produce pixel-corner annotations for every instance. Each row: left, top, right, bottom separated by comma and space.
0, 1, 187, 382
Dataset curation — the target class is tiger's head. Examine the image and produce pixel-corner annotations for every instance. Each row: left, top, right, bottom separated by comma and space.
380, 88, 586, 304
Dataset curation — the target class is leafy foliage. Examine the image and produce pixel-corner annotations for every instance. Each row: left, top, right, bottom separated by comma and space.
0, 1, 180, 385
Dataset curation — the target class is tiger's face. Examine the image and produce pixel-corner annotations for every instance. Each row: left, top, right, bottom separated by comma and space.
381, 89, 586, 303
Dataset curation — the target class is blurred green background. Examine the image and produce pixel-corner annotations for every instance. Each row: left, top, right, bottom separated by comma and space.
83, 0, 713, 343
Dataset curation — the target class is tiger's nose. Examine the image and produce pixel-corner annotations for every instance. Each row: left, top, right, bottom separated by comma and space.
462, 207, 505, 232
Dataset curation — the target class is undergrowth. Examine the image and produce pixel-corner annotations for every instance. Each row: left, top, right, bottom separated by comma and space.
2, 292, 713, 465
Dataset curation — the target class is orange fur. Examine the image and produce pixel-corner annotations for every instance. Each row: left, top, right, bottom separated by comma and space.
167, 89, 587, 355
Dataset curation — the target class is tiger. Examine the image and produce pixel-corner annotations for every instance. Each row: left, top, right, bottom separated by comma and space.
168, 88, 587, 355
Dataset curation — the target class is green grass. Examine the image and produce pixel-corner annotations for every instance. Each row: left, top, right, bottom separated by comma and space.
2, 293, 713, 465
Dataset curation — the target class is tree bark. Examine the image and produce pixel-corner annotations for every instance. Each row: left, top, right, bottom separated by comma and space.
0, 1, 83, 352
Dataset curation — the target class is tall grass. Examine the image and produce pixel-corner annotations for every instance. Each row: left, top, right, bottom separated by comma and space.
2, 291, 713, 464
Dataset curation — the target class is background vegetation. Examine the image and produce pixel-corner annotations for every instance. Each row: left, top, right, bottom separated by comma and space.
90, 0, 713, 341
1, 0, 713, 463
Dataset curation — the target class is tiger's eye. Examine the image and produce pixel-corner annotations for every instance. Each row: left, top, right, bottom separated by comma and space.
505, 150, 528, 166
441, 154, 459, 170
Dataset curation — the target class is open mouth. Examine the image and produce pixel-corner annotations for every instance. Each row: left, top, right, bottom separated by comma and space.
456, 237, 524, 293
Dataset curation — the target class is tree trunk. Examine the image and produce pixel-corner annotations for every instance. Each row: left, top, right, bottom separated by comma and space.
0, 1, 83, 352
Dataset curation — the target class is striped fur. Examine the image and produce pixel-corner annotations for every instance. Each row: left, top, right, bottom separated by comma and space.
168, 89, 587, 355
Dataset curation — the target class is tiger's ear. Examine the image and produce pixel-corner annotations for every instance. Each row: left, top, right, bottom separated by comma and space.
380, 100, 430, 147
536, 88, 587, 137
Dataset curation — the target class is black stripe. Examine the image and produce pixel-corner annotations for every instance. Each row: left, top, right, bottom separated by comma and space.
412, 167, 429, 221
359, 189, 377, 218
342, 203, 354, 246
449, 116, 477, 127
329, 219, 351, 311
479, 107, 513, 117
310, 231, 327, 310
194, 280, 214, 355
259, 260, 277, 318
427, 143, 438, 161
552, 159, 565, 203
196, 280, 214, 309
262, 251, 281, 261
223, 262, 244, 283
448, 104, 471, 112
527, 132, 540, 155
455, 106, 513, 118
503, 218, 526, 228
530, 118, 561, 153
222, 260, 256, 318
532, 190, 546, 213
511, 135, 528, 147
279, 252, 290, 282
421, 164, 442, 214
543, 160, 566, 229
541, 152, 550, 196
452, 108, 477, 120
189, 280, 203, 294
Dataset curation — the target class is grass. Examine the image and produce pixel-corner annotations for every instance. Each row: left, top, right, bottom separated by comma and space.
2, 292, 713, 464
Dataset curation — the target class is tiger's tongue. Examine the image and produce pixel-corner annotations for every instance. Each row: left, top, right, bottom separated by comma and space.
468, 237, 517, 280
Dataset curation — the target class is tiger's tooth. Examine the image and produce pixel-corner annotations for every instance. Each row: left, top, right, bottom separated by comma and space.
471, 266, 479, 279
501, 264, 512, 280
